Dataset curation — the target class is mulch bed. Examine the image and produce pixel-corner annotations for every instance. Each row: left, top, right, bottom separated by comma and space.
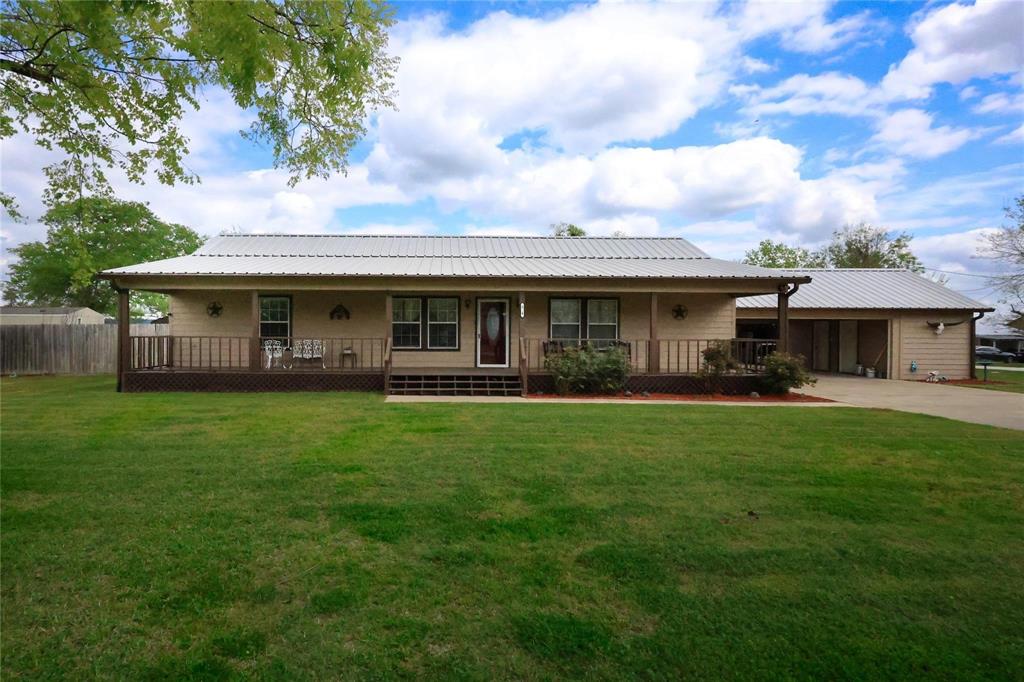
925, 379, 1011, 386
528, 391, 833, 403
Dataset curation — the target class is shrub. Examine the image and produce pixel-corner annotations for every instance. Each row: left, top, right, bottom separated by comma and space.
760, 352, 816, 394
544, 344, 630, 395
697, 341, 739, 393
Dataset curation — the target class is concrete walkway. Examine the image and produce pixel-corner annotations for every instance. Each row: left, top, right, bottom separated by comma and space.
801, 375, 1024, 431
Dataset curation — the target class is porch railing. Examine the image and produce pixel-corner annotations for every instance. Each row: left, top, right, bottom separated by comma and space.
521, 337, 777, 375
128, 336, 387, 372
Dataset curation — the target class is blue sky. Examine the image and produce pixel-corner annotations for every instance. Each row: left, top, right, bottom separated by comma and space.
2, 1, 1022, 319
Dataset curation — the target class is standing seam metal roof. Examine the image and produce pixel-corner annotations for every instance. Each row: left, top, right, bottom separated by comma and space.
737, 269, 991, 310
102, 235, 796, 279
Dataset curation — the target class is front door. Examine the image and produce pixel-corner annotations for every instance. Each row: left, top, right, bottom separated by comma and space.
477, 299, 509, 367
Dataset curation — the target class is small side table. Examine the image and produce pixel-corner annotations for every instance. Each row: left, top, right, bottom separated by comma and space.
341, 348, 357, 369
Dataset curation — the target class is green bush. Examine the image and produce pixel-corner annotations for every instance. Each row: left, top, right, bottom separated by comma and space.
760, 352, 816, 394
696, 341, 739, 393
544, 344, 630, 395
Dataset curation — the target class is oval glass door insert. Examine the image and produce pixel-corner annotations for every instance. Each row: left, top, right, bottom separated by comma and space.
486, 307, 500, 341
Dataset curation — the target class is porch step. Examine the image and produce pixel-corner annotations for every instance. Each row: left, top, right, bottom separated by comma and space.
388, 374, 522, 396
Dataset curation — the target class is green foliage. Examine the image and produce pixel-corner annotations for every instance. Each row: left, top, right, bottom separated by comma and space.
743, 240, 825, 268
820, 223, 923, 271
760, 352, 816, 395
1, 1, 397, 203
551, 222, 586, 237
3, 197, 204, 316
697, 341, 740, 393
543, 345, 630, 395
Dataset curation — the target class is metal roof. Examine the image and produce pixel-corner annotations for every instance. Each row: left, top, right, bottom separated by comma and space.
102, 235, 794, 280
737, 269, 992, 311
1, 306, 92, 315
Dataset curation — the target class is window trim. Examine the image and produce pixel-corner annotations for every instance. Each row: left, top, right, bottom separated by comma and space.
427, 297, 460, 350
391, 296, 423, 350
391, 296, 461, 351
548, 297, 620, 341
258, 294, 292, 341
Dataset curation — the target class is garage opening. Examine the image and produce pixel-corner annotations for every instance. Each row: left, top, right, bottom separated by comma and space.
737, 318, 889, 378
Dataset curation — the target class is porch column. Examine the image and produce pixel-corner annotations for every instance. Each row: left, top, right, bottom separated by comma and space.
116, 287, 130, 392
250, 290, 260, 370
777, 285, 790, 354
649, 292, 660, 373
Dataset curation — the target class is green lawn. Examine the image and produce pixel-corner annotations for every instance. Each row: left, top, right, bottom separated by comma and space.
3, 377, 1023, 680
966, 368, 1024, 394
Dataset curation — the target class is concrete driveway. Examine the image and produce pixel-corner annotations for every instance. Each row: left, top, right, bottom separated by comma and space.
803, 375, 1024, 431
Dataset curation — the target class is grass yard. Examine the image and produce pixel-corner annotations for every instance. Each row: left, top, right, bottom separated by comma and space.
964, 368, 1024, 394
3, 377, 1023, 680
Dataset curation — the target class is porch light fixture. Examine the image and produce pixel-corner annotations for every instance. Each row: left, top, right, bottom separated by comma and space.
520, 301, 525, 319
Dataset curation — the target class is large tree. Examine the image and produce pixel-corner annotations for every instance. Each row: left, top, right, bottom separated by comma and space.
3, 197, 204, 316
743, 240, 825, 268
0, 0, 397, 214
979, 195, 1024, 325
819, 223, 923, 271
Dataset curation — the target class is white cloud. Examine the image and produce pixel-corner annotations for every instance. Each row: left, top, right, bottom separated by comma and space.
734, 1, 871, 53
994, 123, 1024, 146
733, 72, 883, 118
871, 109, 982, 159
973, 91, 1024, 115
881, 0, 1024, 100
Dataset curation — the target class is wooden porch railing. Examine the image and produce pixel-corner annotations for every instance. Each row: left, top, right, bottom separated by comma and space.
521, 337, 778, 375
128, 336, 387, 372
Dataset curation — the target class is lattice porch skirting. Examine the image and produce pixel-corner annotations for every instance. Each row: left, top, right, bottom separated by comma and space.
122, 371, 385, 393
527, 373, 762, 396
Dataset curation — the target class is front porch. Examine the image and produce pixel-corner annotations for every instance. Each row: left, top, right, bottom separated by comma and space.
114, 283, 798, 395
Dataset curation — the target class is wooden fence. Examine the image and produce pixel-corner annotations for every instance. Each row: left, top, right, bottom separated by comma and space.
1, 324, 167, 375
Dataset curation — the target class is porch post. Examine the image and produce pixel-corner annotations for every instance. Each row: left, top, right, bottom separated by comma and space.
250, 290, 260, 370
649, 292, 660, 373
777, 285, 790, 354
116, 287, 130, 392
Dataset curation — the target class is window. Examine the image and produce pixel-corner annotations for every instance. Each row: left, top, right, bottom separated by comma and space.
550, 298, 581, 340
427, 298, 459, 349
392, 297, 422, 349
587, 299, 618, 341
259, 296, 290, 340
549, 298, 618, 343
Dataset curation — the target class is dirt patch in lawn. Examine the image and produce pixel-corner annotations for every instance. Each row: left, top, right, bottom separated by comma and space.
528, 392, 833, 403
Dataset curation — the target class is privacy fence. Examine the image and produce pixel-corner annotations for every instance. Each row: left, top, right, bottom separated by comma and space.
1, 324, 167, 375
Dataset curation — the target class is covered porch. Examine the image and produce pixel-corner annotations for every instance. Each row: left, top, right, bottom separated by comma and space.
113, 280, 803, 394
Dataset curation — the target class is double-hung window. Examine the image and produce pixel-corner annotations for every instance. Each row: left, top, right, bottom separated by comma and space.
427, 298, 459, 349
392, 297, 422, 349
550, 298, 618, 344
392, 296, 460, 350
259, 296, 291, 340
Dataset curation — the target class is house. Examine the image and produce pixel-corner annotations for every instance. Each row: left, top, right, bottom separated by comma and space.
100, 236, 993, 393
977, 332, 1024, 355
737, 269, 993, 380
99, 234, 809, 394
0, 306, 108, 326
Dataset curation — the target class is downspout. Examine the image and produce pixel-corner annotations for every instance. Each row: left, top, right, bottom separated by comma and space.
970, 311, 985, 380
776, 282, 800, 354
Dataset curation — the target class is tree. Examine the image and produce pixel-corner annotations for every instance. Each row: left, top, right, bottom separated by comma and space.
1, 1, 397, 212
552, 222, 586, 237
3, 197, 204, 316
978, 195, 1024, 324
818, 223, 923, 272
743, 240, 825, 268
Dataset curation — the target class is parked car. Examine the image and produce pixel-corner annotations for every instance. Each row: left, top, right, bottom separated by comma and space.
974, 346, 1016, 362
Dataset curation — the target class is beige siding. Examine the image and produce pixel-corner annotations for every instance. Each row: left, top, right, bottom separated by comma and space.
166, 289, 734, 370
895, 312, 972, 380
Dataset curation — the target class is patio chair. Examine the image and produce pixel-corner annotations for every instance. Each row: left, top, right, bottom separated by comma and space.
263, 339, 284, 369
292, 339, 325, 369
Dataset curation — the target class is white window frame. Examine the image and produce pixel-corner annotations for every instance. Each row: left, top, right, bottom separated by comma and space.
586, 298, 619, 341
259, 296, 291, 340
427, 297, 460, 350
549, 298, 582, 341
392, 297, 422, 350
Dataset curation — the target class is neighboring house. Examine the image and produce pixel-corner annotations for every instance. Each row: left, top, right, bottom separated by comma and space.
0, 306, 107, 326
100, 235, 807, 394
100, 236, 992, 393
977, 332, 1024, 355
737, 269, 993, 380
